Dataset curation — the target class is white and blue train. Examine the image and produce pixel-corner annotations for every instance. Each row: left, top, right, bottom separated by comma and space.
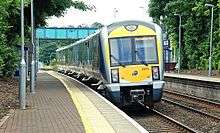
56, 20, 165, 108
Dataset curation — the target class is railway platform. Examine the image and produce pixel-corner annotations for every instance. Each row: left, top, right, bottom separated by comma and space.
164, 72, 220, 102
0, 71, 147, 133
164, 72, 220, 83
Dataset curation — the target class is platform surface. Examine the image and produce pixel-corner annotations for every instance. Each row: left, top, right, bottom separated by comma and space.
0, 72, 85, 133
48, 71, 147, 133
165, 72, 220, 83
0, 71, 147, 133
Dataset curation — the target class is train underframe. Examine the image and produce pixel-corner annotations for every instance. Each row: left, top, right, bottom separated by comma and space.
105, 83, 164, 108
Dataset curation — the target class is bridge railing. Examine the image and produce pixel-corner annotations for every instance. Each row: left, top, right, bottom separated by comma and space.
36, 27, 97, 40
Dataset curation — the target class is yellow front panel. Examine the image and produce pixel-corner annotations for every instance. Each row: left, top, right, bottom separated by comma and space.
105, 23, 162, 83
109, 25, 156, 38
119, 65, 151, 83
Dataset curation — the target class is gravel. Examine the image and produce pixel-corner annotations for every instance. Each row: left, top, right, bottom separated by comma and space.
123, 108, 186, 132
0, 78, 19, 119
154, 101, 220, 133
163, 92, 220, 117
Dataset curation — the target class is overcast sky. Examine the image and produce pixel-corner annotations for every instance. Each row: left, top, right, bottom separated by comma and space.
46, 0, 152, 27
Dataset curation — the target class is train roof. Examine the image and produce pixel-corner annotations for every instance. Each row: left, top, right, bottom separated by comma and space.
56, 29, 101, 52
56, 20, 161, 52
107, 20, 157, 33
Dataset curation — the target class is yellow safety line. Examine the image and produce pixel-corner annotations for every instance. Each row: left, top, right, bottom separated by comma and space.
47, 71, 115, 133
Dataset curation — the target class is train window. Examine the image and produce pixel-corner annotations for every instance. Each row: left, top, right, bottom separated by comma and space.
86, 42, 90, 65
88, 40, 93, 63
135, 37, 158, 64
109, 36, 158, 66
76, 45, 79, 66
109, 38, 132, 66
79, 43, 83, 65
73, 47, 76, 65
91, 36, 99, 69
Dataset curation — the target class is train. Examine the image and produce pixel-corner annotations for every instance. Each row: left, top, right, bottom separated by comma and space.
56, 20, 165, 108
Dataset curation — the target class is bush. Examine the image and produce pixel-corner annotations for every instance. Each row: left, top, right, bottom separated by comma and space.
50, 59, 58, 71
0, 44, 19, 77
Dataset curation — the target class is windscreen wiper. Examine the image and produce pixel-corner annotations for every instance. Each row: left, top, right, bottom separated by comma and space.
135, 50, 148, 66
110, 54, 126, 67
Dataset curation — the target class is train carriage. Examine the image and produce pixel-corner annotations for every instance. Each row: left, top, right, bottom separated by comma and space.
57, 20, 165, 108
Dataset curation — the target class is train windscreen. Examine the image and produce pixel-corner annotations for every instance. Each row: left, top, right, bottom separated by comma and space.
109, 36, 158, 66
134, 37, 158, 64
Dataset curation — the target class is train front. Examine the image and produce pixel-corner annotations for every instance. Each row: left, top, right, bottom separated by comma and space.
103, 21, 165, 108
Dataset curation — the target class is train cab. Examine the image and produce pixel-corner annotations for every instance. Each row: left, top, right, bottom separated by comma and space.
102, 21, 165, 108
56, 20, 165, 108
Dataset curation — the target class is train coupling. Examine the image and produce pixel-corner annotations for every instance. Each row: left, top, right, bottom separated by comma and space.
130, 89, 145, 103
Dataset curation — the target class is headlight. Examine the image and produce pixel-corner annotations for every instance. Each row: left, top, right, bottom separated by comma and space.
152, 66, 160, 80
111, 69, 119, 83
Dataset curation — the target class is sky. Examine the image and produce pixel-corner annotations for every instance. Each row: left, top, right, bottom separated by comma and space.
46, 0, 152, 27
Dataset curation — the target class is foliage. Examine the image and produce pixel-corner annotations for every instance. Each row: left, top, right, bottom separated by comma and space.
39, 40, 78, 65
91, 22, 104, 29
34, 0, 91, 26
0, 1, 20, 76
0, 0, 89, 77
149, 0, 220, 70
39, 42, 58, 65
50, 59, 59, 71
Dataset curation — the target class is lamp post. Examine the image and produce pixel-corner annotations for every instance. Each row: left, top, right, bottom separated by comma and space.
174, 13, 182, 74
160, 15, 170, 64
205, 4, 214, 76
30, 0, 36, 93
19, 0, 26, 109
36, 38, 39, 72
113, 8, 118, 19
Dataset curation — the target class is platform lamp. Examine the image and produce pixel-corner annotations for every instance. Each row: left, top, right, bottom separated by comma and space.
205, 4, 214, 77
113, 8, 118, 19
174, 13, 182, 74
19, 0, 26, 109
30, 0, 36, 93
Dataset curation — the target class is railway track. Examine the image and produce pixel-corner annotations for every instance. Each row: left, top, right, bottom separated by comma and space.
153, 90, 220, 132
150, 109, 197, 133
163, 90, 220, 119
162, 98, 220, 121
127, 89, 220, 133
125, 107, 197, 133
164, 90, 220, 106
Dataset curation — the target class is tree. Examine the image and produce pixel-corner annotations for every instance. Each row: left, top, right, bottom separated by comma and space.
149, 0, 220, 70
39, 40, 77, 65
91, 22, 104, 29
0, 1, 19, 76
33, 0, 91, 26
0, 0, 90, 77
